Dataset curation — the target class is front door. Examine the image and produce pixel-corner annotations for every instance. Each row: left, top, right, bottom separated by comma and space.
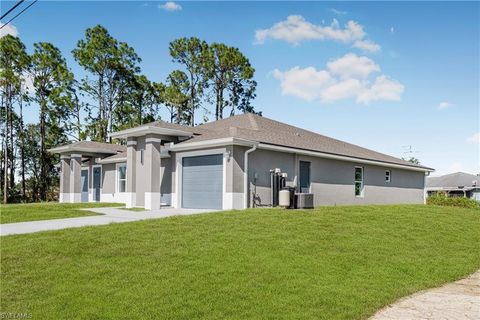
81, 169, 89, 202
93, 167, 101, 202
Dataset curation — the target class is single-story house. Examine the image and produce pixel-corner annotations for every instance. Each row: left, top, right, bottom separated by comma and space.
49, 113, 434, 210
426, 172, 480, 201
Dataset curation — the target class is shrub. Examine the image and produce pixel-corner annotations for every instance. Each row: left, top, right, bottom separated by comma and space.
427, 194, 480, 209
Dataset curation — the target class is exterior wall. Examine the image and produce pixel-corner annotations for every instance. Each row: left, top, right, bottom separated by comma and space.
135, 137, 146, 207
161, 157, 173, 206
100, 162, 128, 204
238, 148, 425, 207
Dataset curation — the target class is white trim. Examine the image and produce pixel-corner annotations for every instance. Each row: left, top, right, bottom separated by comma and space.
127, 140, 137, 146
109, 125, 193, 139
98, 157, 127, 164
71, 153, 83, 158
257, 143, 434, 173
244, 144, 257, 209
145, 192, 161, 210
115, 163, 127, 194
171, 137, 255, 152
59, 193, 70, 203
145, 137, 162, 143
175, 148, 227, 210
70, 193, 81, 203
125, 192, 136, 208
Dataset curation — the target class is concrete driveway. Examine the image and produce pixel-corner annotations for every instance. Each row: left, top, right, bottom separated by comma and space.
371, 271, 480, 320
0, 207, 217, 236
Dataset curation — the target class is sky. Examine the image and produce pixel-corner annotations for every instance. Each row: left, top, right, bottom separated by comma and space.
1, 0, 479, 176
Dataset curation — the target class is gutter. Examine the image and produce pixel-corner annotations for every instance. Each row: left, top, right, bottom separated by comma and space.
244, 143, 258, 209
170, 137, 256, 152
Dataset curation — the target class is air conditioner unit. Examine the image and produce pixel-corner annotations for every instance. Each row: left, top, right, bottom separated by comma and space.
296, 193, 314, 209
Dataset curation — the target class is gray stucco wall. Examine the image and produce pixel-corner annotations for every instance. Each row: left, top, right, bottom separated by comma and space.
235, 148, 425, 207
102, 163, 117, 195
135, 137, 146, 206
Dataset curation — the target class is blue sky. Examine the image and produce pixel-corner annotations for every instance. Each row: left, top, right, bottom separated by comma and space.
1, 1, 479, 175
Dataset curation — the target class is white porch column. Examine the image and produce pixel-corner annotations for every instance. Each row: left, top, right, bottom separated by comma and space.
126, 138, 137, 208
69, 154, 82, 203
59, 155, 70, 203
144, 135, 161, 210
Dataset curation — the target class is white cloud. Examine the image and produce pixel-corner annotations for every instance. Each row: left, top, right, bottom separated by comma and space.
273, 53, 404, 104
326, 53, 380, 79
390, 26, 395, 34
330, 8, 347, 15
255, 15, 380, 52
356, 75, 404, 104
0, 22, 18, 38
158, 1, 182, 11
437, 101, 455, 110
352, 39, 381, 53
272, 67, 333, 101
467, 133, 480, 145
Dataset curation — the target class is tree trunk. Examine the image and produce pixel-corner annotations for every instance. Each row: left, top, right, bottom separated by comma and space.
190, 73, 195, 127
39, 101, 47, 201
19, 94, 26, 201
3, 88, 9, 204
8, 95, 14, 191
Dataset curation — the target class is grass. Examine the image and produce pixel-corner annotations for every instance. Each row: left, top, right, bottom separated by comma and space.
1, 205, 479, 319
120, 207, 146, 212
0, 202, 123, 224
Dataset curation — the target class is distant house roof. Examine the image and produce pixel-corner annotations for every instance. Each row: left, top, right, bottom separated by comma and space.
427, 172, 480, 190
48, 141, 126, 155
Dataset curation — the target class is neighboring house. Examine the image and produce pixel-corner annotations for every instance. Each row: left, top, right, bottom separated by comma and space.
49, 113, 434, 210
426, 172, 480, 201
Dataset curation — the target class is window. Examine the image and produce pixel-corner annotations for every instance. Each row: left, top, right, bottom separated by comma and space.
385, 170, 391, 183
354, 167, 364, 197
117, 164, 127, 193
299, 161, 311, 193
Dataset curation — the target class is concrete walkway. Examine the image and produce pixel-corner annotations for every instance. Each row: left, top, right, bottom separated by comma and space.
0, 207, 217, 236
371, 271, 480, 320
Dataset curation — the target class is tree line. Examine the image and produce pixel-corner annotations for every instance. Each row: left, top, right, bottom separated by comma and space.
0, 25, 258, 203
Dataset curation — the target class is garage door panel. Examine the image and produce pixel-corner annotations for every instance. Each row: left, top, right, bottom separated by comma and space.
182, 154, 223, 209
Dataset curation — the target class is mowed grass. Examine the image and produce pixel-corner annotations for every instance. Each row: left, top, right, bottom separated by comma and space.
1, 205, 479, 319
0, 202, 123, 224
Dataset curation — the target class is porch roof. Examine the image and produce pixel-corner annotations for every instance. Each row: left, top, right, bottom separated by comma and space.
48, 141, 126, 157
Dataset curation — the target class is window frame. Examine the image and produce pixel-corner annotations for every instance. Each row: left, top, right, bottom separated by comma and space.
116, 163, 127, 193
385, 170, 391, 183
354, 166, 364, 197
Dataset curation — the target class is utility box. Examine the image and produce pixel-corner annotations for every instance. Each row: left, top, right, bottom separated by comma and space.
279, 190, 290, 207
296, 193, 314, 209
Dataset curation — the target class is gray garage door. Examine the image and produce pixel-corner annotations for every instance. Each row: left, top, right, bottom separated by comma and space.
182, 154, 223, 209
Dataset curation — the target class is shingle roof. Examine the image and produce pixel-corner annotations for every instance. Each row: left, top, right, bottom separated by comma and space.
427, 172, 479, 189
100, 151, 127, 162
169, 113, 432, 170
49, 141, 126, 154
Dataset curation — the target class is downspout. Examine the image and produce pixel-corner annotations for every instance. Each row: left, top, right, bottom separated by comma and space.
244, 143, 257, 209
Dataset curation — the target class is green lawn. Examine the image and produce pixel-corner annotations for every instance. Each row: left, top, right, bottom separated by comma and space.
0, 202, 123, 224
1, 205, 479, 319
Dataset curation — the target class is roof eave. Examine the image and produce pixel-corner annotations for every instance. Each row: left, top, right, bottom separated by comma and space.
48, 146, 121, 155
170, 137, 256, 151
257, 143, 435, 173
109, 126, 193, 139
